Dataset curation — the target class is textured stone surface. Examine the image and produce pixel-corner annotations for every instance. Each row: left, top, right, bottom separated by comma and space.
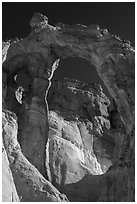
98, 164, 135, 202
2, 13, 134, 202
2, 142, 19, 202
45, 79, 115, 201
47, 79, 113, 169
2, 109, 68, 202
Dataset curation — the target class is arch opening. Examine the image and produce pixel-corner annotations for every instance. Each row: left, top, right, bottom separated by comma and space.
48, 57, 113, 110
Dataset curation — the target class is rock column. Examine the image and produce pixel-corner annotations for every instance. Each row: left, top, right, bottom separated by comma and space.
18, 77, 50, 177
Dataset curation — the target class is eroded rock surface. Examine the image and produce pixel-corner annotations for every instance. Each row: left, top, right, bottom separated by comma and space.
2, 109, 68, 202
2, 143, 19, 202
2, 13, 134, 202
44, 78, 115, 201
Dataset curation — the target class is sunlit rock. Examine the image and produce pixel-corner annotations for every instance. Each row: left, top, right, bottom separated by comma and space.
2, 109, 68, 202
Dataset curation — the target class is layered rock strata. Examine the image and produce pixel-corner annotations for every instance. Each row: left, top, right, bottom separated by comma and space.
2, 13, 135, 201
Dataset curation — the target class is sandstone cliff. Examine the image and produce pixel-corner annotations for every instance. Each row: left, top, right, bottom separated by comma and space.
2, 13, 134, 202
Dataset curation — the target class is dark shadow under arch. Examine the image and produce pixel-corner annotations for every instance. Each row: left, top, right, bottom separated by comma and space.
51, 57, 113, 109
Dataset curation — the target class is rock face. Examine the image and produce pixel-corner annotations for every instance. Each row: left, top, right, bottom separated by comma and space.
47, 78, 113, 173
2, 13, 134, 202
46, 78, 115, 201
2, 143, 19, 202
2, 109, 68, 202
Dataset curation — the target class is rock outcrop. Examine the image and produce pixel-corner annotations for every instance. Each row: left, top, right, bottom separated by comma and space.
47, 78, 113, 172
2, 142, 19, 202
46, 78, 115, 201
2, 13, 134, 202
2, 109, 68, 202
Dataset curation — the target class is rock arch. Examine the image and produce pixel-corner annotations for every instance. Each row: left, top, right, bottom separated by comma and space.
2, 13, 135, 201
3, 14, 134, 131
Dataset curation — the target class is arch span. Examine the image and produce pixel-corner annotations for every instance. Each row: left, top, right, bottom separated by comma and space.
3, 14, 134, 133
2, 13, 135, 201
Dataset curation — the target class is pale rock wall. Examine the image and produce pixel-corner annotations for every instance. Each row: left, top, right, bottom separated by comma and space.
2, 143, 19, 202
2, 109, 68, 202
45, 78, 114, 201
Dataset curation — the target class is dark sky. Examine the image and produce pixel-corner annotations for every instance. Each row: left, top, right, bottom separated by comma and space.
2, 2, 135, 104
2, 2, 135, 44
